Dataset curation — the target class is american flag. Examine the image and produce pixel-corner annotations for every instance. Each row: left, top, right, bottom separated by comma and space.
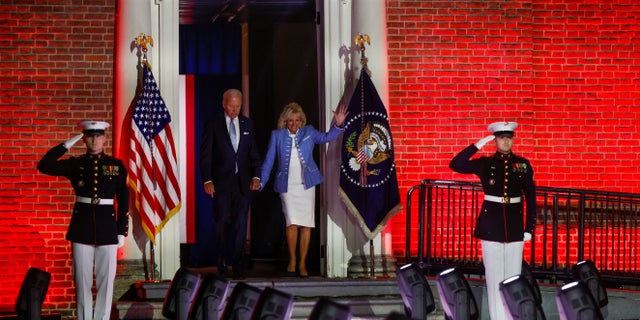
128, 63, 182, 244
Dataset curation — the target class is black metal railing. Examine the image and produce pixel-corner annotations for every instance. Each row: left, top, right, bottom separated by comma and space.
405, 179, 640, 287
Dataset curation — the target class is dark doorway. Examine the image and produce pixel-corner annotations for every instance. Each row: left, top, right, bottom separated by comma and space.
248, 4, 321, 276
179, 1, 320, 277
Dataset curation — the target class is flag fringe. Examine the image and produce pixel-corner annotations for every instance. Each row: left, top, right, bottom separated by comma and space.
143, 202, 182, 244
339, 187, 403, 240
128, 177, 182, 244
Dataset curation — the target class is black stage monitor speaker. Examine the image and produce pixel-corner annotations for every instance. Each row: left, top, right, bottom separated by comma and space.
188, 275, 230, 320
435, 268, 479, 320
571, 260, 608, 308
221, 282, 262, 320
308, 297, 351, 320
250, 286, 294, 320
162, 268, 203, 320
556, 281, 604, 320
500, 275, 546, 320
396, 263, 435, 319
15, 267, 51, 320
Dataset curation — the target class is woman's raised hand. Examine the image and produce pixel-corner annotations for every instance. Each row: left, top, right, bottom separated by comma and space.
333, 103, 349, 127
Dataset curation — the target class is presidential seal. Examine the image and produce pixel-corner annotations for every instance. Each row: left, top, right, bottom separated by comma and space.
341, 111, 396, 188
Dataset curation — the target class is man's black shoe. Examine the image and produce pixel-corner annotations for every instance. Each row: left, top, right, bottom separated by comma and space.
217, 262, 227, 277
232, 272, 245, 280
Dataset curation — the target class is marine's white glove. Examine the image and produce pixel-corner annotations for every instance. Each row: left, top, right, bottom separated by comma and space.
63, 133, 84, 149
474, 135, 495, 149
523, 232, 532, 241
117, 235, 125, 248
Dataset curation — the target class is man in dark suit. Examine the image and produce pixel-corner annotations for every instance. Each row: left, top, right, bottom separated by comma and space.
199, 88, 262, 279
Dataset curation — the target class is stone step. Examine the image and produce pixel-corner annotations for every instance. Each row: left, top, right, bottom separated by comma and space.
114, 277, 420, 319
114, 296, 411, 319
114, 260, 640, 319
114, 274, 640, 320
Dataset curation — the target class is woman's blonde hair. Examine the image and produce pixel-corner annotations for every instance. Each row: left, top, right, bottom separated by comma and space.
277, 102, 307, 129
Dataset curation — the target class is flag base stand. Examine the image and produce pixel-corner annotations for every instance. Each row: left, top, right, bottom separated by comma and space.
113, 259, 165, 301
346, 254, 397, 278
133, 280, 170, 300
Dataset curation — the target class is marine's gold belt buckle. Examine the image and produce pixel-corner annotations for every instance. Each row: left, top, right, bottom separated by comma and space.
92, 197, 100, 205
504, 197, 510, 204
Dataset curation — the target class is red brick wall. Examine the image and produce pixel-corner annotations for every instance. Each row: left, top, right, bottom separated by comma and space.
0, 0, 116, 316
386, 0, 640, 255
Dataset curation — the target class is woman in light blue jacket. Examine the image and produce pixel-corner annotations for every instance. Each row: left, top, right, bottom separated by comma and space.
260, 102, 348, 277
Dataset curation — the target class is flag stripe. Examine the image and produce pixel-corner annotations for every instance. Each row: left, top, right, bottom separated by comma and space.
154, 129, 180, 206
126, 64, 182, 244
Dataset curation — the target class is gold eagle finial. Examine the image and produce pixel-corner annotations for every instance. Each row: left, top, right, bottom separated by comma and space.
135, 33, 154, 54
353, 32, 370, 53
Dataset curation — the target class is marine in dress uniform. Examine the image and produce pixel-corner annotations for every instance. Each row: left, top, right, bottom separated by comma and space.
449, 121, 536, 320
38, 121, 129, 320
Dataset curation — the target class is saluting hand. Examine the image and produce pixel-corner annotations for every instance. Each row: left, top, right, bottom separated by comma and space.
474, 135, 495, 150
63, 133, 84, 149
333, 103, 349, 127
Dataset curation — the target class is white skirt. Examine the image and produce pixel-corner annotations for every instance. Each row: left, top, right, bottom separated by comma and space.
280, 184, 315, 227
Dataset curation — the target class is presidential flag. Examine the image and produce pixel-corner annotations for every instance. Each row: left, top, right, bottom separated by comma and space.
127, 62, 182, 244
339, 68, 402, 239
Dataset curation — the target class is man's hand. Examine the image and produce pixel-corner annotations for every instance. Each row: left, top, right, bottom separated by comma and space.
117, 235, 125, 248
474, 135, 495, 149
63, 133, 84, 149
250, 178, 261, 191
204, 181, 215, 197
523, 232, 532, 241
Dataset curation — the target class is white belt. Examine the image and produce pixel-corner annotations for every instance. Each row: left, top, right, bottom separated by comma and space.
484, 195, 521, 204
76, 196, 114, 205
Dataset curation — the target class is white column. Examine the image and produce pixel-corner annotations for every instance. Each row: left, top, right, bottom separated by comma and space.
114, 0, 181, 281
319, 0, 354, 278
349, 0, 395, 273
114, 0, 153, 262
152, 0, 181, 281
319, 0, 393, 278
352, 0, 390, 107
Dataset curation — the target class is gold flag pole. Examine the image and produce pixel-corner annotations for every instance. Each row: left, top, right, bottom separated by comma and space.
353, 32, 380, 279
132, 32, 158, 282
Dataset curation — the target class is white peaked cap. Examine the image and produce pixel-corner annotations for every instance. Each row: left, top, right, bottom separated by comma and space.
79, 120, 110, 134
488, 121, 518, 136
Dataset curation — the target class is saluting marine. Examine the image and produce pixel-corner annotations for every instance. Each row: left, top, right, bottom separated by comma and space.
449, 121, 536, 320
38, 120, 129, 320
